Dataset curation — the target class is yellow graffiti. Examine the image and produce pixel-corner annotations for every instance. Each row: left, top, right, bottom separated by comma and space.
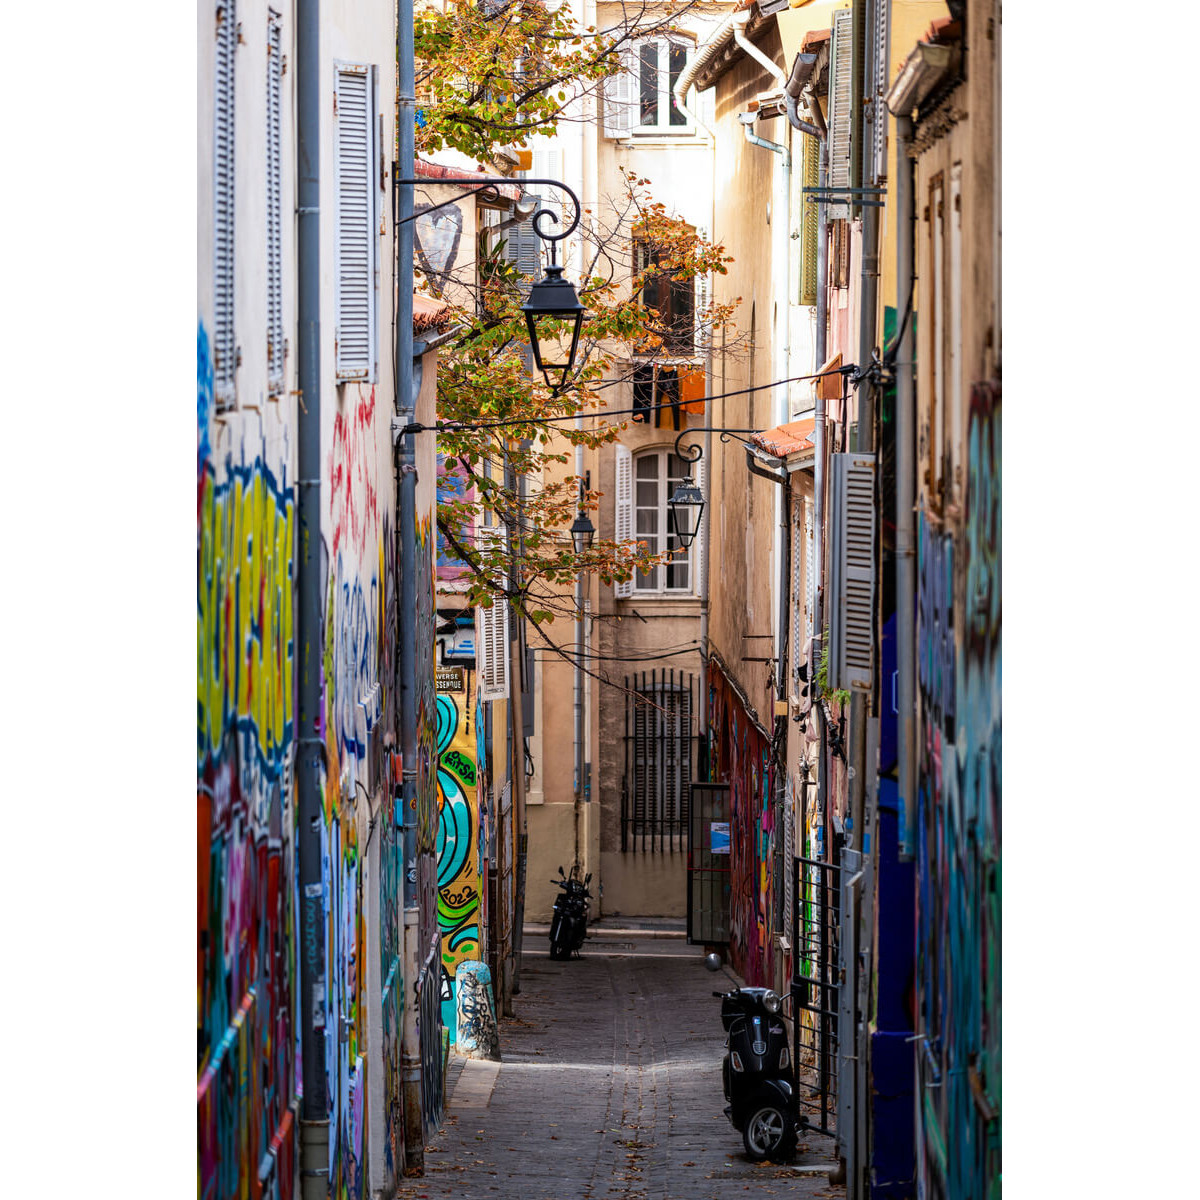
198, 461, 295, 774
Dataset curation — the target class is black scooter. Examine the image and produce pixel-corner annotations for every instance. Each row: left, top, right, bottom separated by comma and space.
707, 953, 797, 1161
548, 866, 591, 960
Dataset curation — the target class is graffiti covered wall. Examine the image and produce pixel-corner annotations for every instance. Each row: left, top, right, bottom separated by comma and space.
707, 665, 775, 987
198, 321, 299, 1200
435, 685, 483, 1040
915, 382, 1001, 1200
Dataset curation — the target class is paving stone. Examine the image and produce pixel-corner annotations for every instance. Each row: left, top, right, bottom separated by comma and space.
395, 938, 843, 1200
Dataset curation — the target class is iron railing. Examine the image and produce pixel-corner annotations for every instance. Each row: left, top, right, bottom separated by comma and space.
791, 853, 841, 1137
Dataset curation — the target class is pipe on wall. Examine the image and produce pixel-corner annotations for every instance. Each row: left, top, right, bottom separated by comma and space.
295, 0, 329, 1189
894, 115, 916, 855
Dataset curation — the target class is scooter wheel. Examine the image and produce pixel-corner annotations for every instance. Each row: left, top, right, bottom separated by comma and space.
741, 1102, 795, 1162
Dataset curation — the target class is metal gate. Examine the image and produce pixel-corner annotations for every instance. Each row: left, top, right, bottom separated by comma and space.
687, 781, 730, 943
790, 853, 841, 1136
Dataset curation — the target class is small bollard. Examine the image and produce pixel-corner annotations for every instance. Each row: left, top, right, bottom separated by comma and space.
455, 961, 501, 1061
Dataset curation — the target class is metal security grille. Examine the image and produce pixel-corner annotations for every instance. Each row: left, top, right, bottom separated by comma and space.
791, 853, 841, 1137
213, 0, 237, 404
622, 671, 698, 852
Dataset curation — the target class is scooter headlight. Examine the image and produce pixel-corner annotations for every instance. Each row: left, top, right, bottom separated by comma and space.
763, 989, 781, 1014
730, 1051, 745, 1072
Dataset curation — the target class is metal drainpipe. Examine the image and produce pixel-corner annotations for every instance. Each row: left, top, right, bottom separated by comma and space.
295, 0, 329, 1190
894, 115, 916, 857
395, 0, 425, 1171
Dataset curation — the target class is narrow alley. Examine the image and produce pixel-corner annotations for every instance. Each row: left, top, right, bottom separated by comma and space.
397, 930, 842, 1200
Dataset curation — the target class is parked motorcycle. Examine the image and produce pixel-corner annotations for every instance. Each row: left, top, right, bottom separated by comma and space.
548, 866, 591, 960
706, 953, 797, 1161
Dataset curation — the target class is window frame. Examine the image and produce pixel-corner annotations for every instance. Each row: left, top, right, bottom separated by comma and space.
634, 237, 696, 359
631, 448, 695, 596
631, 36, 694, 136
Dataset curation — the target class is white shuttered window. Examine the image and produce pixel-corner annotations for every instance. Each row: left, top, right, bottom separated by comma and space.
214, 1, 237, 404
266, 10, 284, 391
335, 63, 377, 381
826, 8, 854, 221
827, 453, 876, 692
614, 444, 634, 599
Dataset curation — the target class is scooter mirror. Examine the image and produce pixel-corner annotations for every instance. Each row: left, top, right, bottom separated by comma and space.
704, 952, 722, 973
558, 866, 566, 877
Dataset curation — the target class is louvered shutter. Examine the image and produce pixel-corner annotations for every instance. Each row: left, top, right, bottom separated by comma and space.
693, 229, 710, 356
692, 451, 706, 599
475, 526, 511, 700
214, 0, 237, 404
475, 601, 511, 701
505, 217, 542, 294
827, 453, 875, 691
614, 443, 634, 599
804, 500, 816, 650
799, 133, 820, 305
335, 63, 376, 381
602, 44, 635, 138
867, 0, 890, 185
826, 9, 854, 221
266, 10, 284, 391
791, 500, 804, 692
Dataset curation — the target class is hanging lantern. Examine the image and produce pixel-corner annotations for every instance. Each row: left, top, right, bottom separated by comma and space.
521, 264, 585, 393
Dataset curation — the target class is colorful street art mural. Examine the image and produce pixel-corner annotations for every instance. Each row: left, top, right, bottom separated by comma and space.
435, 686, 483, 1039
707, 666, 775, 987
198, 321, 298, 1200
914, 382, 1001, 1200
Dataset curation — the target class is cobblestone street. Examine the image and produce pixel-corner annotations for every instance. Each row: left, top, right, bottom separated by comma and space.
396, 932, 844, 1200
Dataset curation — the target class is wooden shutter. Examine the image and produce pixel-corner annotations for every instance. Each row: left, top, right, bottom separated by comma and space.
213, 1, 237, 404
799, 133, 820, 305
827, 453, 875, 692
266, 10, 284, 392
475, 526, 510, 700
693, 228, 710, 356
505, 216, 542, 293
602, 44, 635, 138
335, 63, 376, 381
867, 0, 890, 186
475, 601, 511, 701
826, 9, 854, 221
614, 443, 634, 599
692, 451, 706, 599
804, 499, 816, 650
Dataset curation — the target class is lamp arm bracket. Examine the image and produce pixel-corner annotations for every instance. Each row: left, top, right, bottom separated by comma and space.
673, 426, 760, 463
396, 176, 582, 250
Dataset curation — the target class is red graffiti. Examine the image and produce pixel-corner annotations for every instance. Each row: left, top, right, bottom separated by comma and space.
328, 385, 380, 560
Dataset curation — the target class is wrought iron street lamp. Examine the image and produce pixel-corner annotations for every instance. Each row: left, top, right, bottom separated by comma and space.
569, 509, 596, 554
667, 473, 705, 551
522, 262, 585, 394
397, 174, 586, 392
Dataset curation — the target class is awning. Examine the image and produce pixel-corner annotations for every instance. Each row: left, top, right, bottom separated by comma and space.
751, 417, 815, 460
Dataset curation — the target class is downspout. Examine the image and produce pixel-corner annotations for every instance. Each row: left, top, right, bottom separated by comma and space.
396, 0, 425, 1171
894, 114, 916, 857
732, 11, 787, 91
294, 0, 329, 1191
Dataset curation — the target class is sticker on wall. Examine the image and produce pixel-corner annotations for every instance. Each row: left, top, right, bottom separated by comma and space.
710, 822, 731, 855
